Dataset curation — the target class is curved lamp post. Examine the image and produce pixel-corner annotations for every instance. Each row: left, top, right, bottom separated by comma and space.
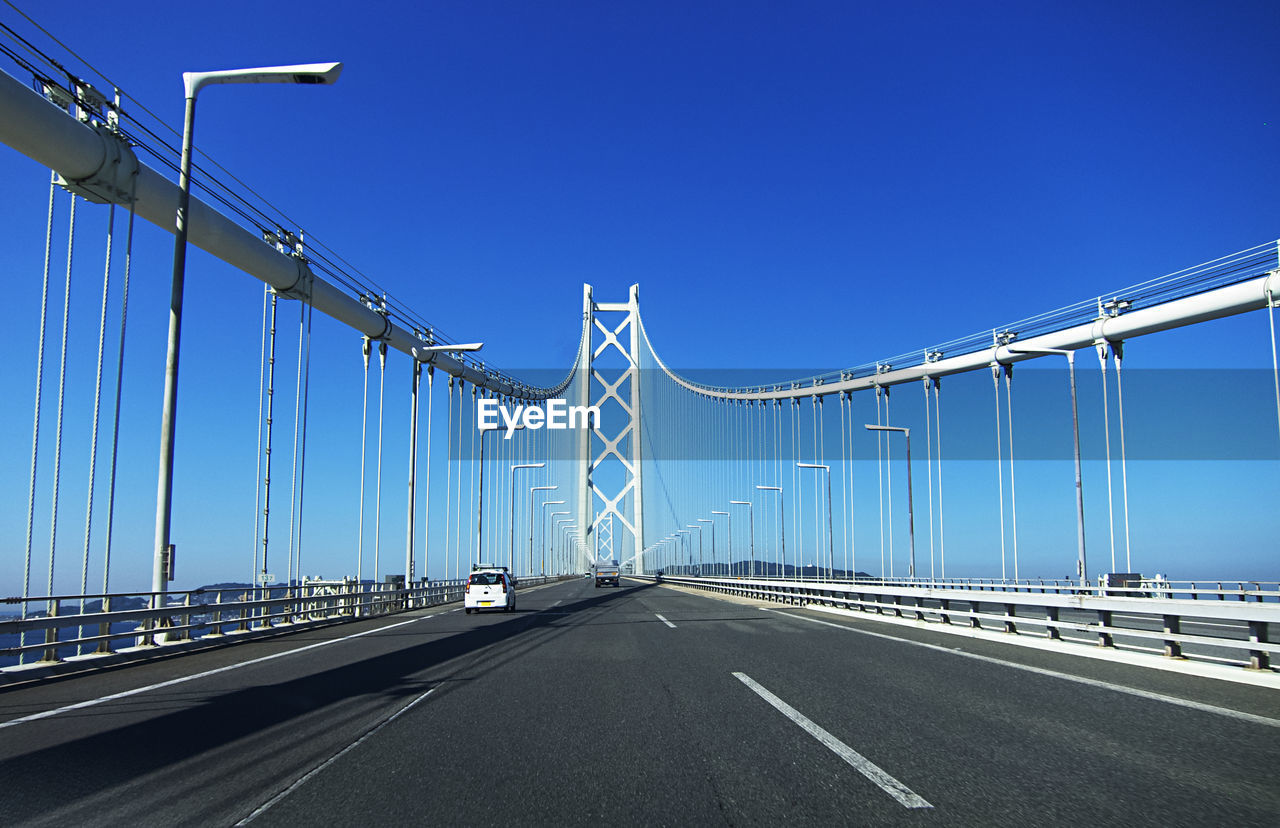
155, 62, 342, 598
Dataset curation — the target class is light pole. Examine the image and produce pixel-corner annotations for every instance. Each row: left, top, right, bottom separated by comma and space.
155, 61, 342, 598
509, 463, 544, 573
796, 464, 835, 580
529, 486, 558, 576
686, 524, 704, 575
547, 508, 568, 574
862, 427, 916, 579
414, 344, 484, 582
554, 518, 573, 575
729, 500, 755, 578
697, 518, 715, 574
756, 485, 786, 579
711, 511, 730, 577
677, 530, 690, 576
1009, 346, 1088, 585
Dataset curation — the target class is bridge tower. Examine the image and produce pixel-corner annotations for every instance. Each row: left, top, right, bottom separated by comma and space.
578, 284, 645, 573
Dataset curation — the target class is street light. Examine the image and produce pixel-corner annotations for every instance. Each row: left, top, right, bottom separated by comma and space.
756, 485, 786, 579
154, 61, 342, 598
529, 486, 558, 576
687, 524, 707, 576
697, 519, 715, 574
555, 518, 574, 575
413, 347, 488, 581
547, 508, 569, 574
796, 464, 835, 580
676, 529, 691, 576
861, 428, 916, 580
509, 463, 543, 573
729, 501, 756, 578
1009, 346, 1088, 585
550, 517, 570, 575
527, 486, 558, 575
711, 511, 730, 577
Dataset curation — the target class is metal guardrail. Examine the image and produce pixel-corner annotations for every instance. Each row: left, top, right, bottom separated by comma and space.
649, 574, 1279, 672
1, 576, 557, 675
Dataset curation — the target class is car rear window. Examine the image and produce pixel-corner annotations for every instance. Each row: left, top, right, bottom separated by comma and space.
469, 572, 502, 585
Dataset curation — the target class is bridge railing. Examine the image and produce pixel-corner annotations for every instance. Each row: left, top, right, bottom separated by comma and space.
1, 575, 557, 676
649, 574, 1280, 674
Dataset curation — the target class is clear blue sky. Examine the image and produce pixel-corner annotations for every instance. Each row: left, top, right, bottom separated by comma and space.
1, 0, 1277, 593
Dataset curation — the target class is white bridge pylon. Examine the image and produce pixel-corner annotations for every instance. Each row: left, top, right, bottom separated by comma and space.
577, 284, 645, 573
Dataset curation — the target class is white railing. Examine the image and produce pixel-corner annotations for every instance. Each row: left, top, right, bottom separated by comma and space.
648, 574, 1279, 672
1, 576, 558, 677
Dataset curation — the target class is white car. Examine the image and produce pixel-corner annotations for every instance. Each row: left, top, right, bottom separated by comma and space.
464, 568, 516, 613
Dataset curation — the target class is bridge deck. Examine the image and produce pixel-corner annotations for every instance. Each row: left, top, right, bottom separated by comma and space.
1, 579, 1276, 825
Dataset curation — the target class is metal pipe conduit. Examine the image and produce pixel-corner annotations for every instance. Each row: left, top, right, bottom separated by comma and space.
0, 67, 580, 399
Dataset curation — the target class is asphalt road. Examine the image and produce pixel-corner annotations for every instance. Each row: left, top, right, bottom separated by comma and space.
1, 577, 1277, 826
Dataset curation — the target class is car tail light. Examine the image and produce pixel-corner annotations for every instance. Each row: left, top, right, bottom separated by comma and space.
465, 582, 471, 593
500, 580, 507, 593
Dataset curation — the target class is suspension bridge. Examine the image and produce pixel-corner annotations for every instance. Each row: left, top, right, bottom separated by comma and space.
1, 12, 1278, 826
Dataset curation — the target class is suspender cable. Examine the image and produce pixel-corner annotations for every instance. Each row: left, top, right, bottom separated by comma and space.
456, 382, 469, 576
79, 198, 117, 651
884, 386, 894, 579
405, 358, 421, 588
423, 365, 434, 580
443, 376, 455, 580
845, 392, 854, 577
933, 379, 946, 580
790, 397, 800, 578
467, 384, 478, 569
1004, 365, 1019, 581
21, 171, 58, 664
923, 378, 935, 582
875, 385, 885, 578
775, 398, 782, 577
991, 361, 1006, 580
286, 302, 305, 588
102, 171, 138, 602
252, 287, 269, 585
1097, 341, 1117, 573
373, 338, 387, 583
356, 335, 371, 581
813, 396, 824, 577
261, 292, 279, 590
47, 193, 77, 617
1114, 342, 1133, 572
839, 390, 849, 576
295, 300, 313, 584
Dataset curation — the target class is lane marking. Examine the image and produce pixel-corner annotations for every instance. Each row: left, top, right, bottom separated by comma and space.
0, 615, 432, 730
236, 685, 437, 824
733, 672, 931, 809
551, 600, 563, 607
760, 609, 1280, 729
655, 614, 677, 628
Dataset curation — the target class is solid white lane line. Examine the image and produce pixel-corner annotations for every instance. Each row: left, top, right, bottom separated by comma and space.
235, 685, 438, 825
733, 672, 932, 810
0, 615, 431, 730
760, 609, 1280, 729
656, 614, 677, 628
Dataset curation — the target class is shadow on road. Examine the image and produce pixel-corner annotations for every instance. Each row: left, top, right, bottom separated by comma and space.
0, 580, 657, 822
